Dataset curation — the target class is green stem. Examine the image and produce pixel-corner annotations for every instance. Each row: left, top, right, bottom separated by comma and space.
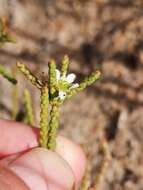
17, 62, 42, 89
66, 70, 101, 99
48, 59, 57, 98
0, 18, 16, 44
24, 89, 35, 126
39, 85, 49, 148
0, 31, 16, 44
48, 102, 59, 150
61, 55, 69, 77
11, 65, 19, 119
0, 64, 17, 84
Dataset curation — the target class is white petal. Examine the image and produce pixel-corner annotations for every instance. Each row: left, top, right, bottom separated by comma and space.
65, 73, 76, 83
59, 91, 66, 100
70, 83, 79, 89
56, 69, 61, 81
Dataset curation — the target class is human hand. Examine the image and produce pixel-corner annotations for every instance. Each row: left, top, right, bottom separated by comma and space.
0, 119, 86, 190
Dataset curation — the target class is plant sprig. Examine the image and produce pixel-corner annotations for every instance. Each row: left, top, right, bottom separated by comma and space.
0, 17, 16, 45
0, 16, 104, 190
0, 64, 17, 84
0, 18, 17, 85
24, 89, 35, 126
17, 56, 101, 150
65, 71, 101, 100
17, 62, 43, 89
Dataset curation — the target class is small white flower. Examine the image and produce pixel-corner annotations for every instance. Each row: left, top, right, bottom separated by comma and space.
56, 69, 60, 81
59, 91, 66, 100
70, 83, 79, 89
65, 73, 76, 83
56, 69, 79, 100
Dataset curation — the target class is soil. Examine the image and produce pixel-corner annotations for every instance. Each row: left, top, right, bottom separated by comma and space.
0, 0, 143, 189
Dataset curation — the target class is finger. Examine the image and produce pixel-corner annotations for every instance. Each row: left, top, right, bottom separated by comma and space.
8, 148, 75, 190
0, 166, 29, 190
0, 119, 86, 185
0, 119, 38, 157
56, 136, 86, 186
0, 137, 87, 187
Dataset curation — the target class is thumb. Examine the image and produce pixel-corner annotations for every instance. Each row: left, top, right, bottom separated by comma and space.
0, 165, 29, 190
8, 148, 75, 190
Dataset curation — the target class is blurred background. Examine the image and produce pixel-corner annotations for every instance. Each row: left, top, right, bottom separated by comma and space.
0, 0, 143, 189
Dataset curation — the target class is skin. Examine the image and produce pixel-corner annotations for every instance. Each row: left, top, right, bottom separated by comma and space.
0, 119, 87, 190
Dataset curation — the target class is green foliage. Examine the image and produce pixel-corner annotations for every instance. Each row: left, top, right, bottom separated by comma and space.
16, 57, 101, 150
0, 18, 17, 85
17, 62, 43, 89
66, 71, 101, 100
24, 89, 35, 126
0, 64, 17, 84
0, 16, 102, 189
48, 103, 59, 150
39, 85, 49, 148
0, 18, 16, 45
48, 60, 57, 97
61, 55, 69, 77
11, 65, 19, 119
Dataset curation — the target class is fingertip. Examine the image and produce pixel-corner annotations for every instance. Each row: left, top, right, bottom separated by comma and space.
56, 136, 87, 185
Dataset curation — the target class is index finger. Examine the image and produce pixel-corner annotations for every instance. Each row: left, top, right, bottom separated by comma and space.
0, 119, 39, 157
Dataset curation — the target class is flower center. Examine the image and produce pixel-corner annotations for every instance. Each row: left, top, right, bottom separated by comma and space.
58, 80, 71, 91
